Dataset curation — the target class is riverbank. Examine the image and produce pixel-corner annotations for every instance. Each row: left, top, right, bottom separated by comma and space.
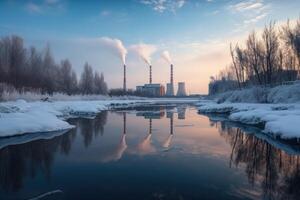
198, 101, 300, 139
0, 98, 199, 137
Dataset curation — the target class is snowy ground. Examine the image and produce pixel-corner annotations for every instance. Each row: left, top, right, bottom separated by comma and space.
0, 98, 199, 137
211, 82, 300, 104
198, 101, 300, 139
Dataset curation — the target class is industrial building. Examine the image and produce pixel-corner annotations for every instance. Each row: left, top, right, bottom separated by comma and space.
136, 84, 165, 97
135, 63, 188, 97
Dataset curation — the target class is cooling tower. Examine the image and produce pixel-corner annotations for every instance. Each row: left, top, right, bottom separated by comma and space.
166, 64, 174, 96
177, 82, 187, 96
166, 83, 174, 96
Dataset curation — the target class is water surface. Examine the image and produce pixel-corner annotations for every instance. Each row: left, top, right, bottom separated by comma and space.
0, 104, 299, 200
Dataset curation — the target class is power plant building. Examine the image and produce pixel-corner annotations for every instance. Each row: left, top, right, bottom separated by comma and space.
136, 84, 165, 97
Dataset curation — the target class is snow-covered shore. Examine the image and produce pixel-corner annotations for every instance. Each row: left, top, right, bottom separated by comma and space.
198, 101, 300, 139
0, 98, 199, 137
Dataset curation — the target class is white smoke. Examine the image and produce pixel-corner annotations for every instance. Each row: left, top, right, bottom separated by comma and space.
130, 43, 156, 65
161, 50, 172, 64
99, 37, 127, 65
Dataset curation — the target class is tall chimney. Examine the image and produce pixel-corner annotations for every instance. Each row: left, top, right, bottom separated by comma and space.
149, 65, 152, 84
123, 64, 126, 92
170, 64, 173, 86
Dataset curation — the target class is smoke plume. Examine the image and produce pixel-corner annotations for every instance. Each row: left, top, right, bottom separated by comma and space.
161, 50, 172, 64
99, 37, 127, 65
130, 43, 156, 65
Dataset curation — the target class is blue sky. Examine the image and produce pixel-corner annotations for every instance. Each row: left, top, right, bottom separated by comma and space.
0, 0, 299, 94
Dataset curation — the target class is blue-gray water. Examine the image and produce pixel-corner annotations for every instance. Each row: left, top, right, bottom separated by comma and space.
0, 104, 299, 200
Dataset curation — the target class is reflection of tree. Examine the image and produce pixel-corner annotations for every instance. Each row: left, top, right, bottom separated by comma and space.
0, 111, 108, 193
0, 132, 74, 192
76, 111, 108, 147
214, 121, 300, 200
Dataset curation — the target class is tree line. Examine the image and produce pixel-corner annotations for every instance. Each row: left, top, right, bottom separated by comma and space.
209, 19, 300, 95
0, 35, 108, 95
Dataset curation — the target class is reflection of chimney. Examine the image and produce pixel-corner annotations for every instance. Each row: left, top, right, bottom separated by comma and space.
170, 114, 174, 135
163, 114, 174, 148
123, 65, 126, 92
148, 118, 152, 135
149, 65, 152, 84
123, 112, 126, 135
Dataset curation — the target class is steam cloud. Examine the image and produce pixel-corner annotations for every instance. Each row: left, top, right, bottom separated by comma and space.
99, 37, 127, 65
130, 43, 156, 65
161, 50, 172, 64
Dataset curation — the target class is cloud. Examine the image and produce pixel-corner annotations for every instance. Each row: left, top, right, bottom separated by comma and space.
100, 10, 111, 16
229, 0, 264, 12
45, 0, 60, 5
243, 13, 267, 24
140, 0, 186, 13
25, 0, 63, 14
26, 2, 42, 13
228, 0, 270, 33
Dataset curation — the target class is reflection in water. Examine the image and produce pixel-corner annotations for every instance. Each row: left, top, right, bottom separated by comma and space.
211, 120, 300, 200
0, 111, 107, 193
0, 131, 75, 192
177, 106, 186, 120
137, 119, 156, 155
75, 111, 108, 147
1, 106, 300, 200
163, 112, 174, 149
101, 113, 127, 162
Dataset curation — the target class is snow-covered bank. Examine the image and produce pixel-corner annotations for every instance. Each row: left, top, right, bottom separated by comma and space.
211, 82, 300, 103
0, 98, 199, 137
198, 101, 300, 139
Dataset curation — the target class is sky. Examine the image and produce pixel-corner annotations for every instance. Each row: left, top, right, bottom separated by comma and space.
0, 0, 299, 94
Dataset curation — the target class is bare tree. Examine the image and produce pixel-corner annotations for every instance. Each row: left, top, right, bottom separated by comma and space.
262, 22, 279, 86
80, 62, 94, 94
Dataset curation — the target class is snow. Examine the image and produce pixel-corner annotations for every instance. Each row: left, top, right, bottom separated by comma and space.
0, 98, 199, 137
212, 82, 300, 104
198, 101, 300, 139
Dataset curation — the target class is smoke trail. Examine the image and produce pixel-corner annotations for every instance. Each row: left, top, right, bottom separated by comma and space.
161, 50, 172, 64
99, 37, 127, 65
130, 43, 156, 65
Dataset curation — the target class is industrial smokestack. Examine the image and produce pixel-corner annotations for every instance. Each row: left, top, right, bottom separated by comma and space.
166, 64, 174, 96
149, 65, 152, 84
170, 64, 174, 86
123, 64, 126, 92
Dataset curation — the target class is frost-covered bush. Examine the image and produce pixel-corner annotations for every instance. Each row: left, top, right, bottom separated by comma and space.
267, 82, 300, 103
214, 87, 269, 103
213, 83, 300, 103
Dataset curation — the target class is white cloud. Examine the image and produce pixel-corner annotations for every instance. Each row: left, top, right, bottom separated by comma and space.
45, 0, 60, 5
26, 3, 42, 13
140, 0, 186, 13
25, 0, 63, 14
228, 0, 271, 33
230, 0, 264, 12
100, 10, 111, 16
243, 13, 267, 24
